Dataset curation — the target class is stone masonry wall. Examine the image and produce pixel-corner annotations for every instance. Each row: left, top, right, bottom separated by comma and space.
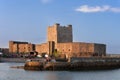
47, 23, 73, 44
35, 43, 49, 54
47, 24, 58, 43
57, 24, 73, 43
57, 42, 105, 57
94, 44, 106, 56
9, 41, 34, 53
71, 42, 94, 57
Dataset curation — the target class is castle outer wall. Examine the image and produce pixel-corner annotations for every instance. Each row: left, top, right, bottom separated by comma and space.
57, 42, 106, 57
9, 41, 35, 53
35, 43, 49, 54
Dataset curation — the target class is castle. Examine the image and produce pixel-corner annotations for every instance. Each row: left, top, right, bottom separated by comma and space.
9, 23, 106, 57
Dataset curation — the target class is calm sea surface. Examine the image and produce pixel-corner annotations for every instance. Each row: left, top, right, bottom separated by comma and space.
0, 63, 120, 80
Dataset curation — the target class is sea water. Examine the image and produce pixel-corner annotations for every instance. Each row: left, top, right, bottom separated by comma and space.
0, 63, 120, 80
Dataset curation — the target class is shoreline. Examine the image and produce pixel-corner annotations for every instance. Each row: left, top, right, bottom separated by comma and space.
0, 57, 45, 63
0, 58, 26, 63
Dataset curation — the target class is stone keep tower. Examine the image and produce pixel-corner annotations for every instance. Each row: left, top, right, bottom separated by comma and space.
47, 23, 73, 44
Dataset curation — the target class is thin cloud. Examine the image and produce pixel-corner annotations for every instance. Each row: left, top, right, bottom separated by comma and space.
75, 5, 120, 13
40, 0, 53, 4
111, 8, 120, 12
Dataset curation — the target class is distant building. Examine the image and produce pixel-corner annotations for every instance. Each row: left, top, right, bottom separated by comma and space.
0, 48, 9, 54
9, 23, 106, 57
106, 54, 120, 57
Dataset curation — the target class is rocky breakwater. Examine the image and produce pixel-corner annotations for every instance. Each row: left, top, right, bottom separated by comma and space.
24, 61, 43, 70
24, 57, 120, 71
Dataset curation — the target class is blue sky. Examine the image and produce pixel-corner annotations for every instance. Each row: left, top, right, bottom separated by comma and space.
0, 0, 120, 53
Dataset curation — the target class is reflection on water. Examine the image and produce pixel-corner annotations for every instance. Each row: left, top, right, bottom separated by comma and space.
45, 71, 72, 80
0, 63, 120, 80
